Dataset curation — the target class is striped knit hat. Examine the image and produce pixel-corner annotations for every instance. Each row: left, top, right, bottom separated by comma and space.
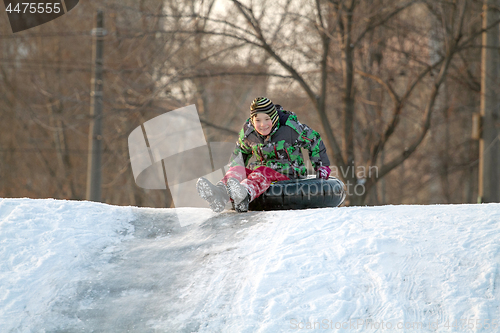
250, 97, 279, 130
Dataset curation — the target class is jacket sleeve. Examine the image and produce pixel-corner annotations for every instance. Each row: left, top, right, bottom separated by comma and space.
228, 127, 253, 167
297, 123, 330, 170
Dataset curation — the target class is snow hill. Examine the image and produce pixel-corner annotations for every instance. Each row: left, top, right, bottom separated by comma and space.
1, 198, 500, 332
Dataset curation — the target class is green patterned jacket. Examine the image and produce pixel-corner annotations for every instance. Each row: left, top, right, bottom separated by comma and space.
229, 108, 330, 179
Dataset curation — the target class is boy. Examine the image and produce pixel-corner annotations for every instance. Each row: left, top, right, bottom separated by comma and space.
197, 97, 331, 213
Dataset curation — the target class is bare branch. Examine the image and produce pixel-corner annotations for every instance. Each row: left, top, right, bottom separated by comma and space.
355, 69, 400, 104
353, 0, 417, 48
376, 1, 467, 181
230, 0, 319, 106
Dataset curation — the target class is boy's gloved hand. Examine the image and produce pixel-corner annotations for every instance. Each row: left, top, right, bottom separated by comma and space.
317, 166, 331, 179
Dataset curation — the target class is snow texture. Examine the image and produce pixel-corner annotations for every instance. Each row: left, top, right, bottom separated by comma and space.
1, 198, 500, 332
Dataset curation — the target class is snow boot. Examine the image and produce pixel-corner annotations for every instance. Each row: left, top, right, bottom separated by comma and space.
225, 178, 250, 213
196, 177, 230, 213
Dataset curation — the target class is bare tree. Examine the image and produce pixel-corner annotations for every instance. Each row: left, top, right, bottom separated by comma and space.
180, 0, 492, 205
0, 0, 494, 208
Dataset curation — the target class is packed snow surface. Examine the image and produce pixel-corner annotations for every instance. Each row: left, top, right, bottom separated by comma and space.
1, 198, 500, 332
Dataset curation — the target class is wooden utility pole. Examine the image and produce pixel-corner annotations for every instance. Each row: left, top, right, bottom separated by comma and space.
86, 10, 105, 202
479, 0, 500, 203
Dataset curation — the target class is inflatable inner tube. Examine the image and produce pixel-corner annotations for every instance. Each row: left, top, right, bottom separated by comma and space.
248, 176, 346, 211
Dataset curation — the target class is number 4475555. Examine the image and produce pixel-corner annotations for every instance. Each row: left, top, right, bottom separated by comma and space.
6, 2, 61, 14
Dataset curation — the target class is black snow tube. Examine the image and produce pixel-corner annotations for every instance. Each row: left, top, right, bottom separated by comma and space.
248, 176, 346, 211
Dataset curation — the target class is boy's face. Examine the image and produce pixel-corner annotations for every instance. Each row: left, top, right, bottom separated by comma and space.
253, 113, 273, 136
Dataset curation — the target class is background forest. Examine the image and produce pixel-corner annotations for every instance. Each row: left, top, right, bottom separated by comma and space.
0, 0, 495, 207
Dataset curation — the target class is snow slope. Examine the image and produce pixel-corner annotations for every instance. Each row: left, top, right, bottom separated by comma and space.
1, 198, 500, 332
